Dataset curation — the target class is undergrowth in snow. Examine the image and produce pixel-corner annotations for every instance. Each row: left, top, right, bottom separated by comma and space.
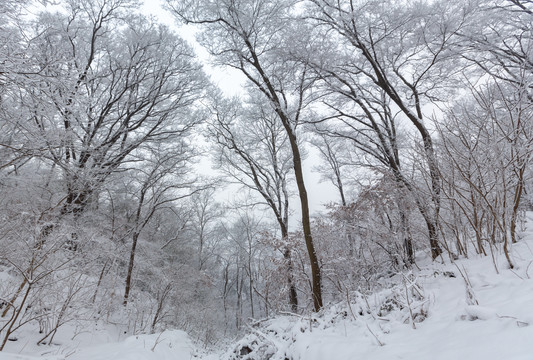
2, 214, 533, 360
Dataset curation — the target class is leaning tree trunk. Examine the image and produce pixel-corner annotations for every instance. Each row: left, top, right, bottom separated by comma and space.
285, 132, 323, 311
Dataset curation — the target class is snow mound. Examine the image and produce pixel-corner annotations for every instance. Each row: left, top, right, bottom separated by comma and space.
464, 305, 498, 320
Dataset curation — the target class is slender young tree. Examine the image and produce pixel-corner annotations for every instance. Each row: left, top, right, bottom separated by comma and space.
188, 188, 225, 272
310, 133, 350, 207
122, 144, 200, 306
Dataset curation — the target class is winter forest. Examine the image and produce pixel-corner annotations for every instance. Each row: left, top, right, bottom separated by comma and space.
1, 0, 533, 359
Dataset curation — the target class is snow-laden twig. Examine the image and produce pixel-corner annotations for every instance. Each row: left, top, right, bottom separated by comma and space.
365, 323, 385, 346
151, 330, 166, 352
404, 279, 416, 330
454, 263, 479, 305
525, 260, 532, 279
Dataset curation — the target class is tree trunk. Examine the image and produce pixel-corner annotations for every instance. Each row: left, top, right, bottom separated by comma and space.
123, 232, 139, 306
287, 136, 323, 311
399, 210, 414, 264
0, 284, 32, 351
92, 261, 108, 304
283, 247, 298, 312
426, 219, 442, 260
510, 166, 525, 244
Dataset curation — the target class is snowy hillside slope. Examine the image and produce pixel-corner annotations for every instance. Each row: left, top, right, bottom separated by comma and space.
221, 251, 533, 360
2, 213, 533, 360
218, 212, 533, 360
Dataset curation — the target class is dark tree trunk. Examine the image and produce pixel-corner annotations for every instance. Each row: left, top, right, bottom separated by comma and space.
287, 137, 322, 311
123, 232, 139, 306
426, 220, 442, 260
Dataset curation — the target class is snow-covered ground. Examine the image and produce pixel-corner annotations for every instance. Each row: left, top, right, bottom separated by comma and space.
0, 330, 194, 360
2, 213, 533, 360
